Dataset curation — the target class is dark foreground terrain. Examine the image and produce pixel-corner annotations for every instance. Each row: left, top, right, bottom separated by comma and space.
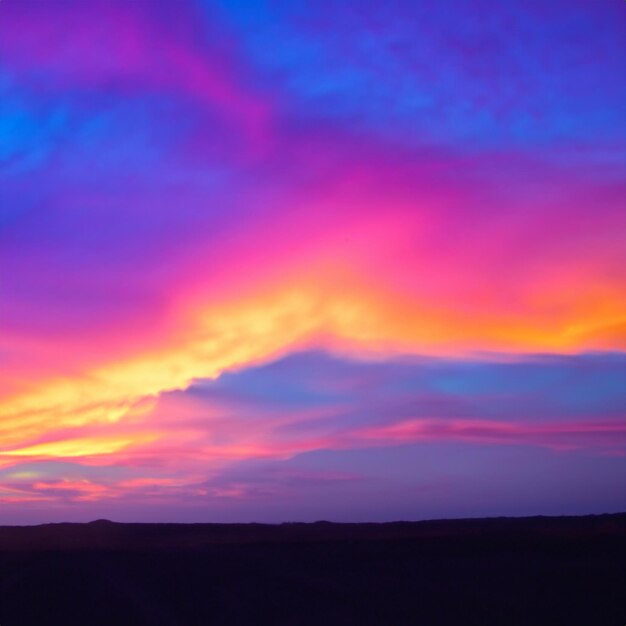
0, 514, 624, 626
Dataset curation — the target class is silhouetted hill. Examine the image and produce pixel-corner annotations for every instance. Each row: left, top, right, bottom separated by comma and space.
0, 513, 624, 625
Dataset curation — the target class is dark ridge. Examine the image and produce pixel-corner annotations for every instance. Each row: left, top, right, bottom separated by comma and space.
0, 513, 624, 626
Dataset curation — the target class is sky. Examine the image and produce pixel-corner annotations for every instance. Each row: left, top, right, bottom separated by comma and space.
0, 0, 625, 524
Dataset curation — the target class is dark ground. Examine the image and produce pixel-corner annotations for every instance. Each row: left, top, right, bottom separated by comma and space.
0, 513, 624, 626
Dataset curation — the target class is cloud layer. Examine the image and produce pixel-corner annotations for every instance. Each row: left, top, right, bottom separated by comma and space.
2, 351, 625, 521
1, 0, 625, 521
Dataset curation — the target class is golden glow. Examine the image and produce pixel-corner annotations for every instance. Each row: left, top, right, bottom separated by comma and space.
2, 434, 156, 458
1, 273, 624, 464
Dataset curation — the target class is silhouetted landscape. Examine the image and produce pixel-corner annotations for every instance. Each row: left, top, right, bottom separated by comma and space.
0, 513, 624, 625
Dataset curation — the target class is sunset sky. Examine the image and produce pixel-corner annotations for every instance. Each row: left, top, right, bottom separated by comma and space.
1, 0, 625, 523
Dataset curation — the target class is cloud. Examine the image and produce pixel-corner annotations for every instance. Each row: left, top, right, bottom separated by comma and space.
2, 350, 624, 514
0, 0, 625, 521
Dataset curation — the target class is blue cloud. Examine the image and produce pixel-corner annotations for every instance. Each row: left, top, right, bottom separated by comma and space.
185, 350, 626, 424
